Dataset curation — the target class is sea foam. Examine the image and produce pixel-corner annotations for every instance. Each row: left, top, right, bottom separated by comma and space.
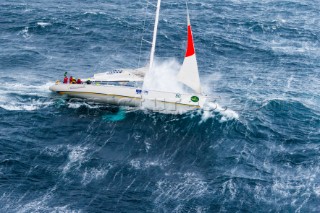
0, 82, 54, 111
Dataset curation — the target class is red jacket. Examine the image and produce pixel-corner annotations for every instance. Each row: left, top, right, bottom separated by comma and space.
63, 77, 68, 84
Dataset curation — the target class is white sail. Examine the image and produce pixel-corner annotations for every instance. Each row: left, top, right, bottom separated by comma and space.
177, 12, 201, 94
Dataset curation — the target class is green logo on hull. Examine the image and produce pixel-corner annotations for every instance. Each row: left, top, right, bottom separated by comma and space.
191, 96, 199, 102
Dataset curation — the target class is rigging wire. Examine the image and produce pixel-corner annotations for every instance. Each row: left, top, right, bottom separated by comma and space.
138, 0, 151, 68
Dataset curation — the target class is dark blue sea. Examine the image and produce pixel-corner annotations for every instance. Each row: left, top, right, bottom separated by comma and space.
0, 0, 320, 212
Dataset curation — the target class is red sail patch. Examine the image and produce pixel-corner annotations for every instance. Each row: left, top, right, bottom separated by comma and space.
185, 25, 195, 57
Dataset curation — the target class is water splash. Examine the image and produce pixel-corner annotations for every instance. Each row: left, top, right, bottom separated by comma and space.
0, 82, 54, 111
143, 58, 186, 93
200, 101, 239, 123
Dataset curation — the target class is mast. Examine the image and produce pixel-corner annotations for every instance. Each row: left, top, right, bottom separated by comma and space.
149, 0, 161, 72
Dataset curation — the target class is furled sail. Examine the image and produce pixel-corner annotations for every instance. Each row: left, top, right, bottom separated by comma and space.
177, 12, 201, 94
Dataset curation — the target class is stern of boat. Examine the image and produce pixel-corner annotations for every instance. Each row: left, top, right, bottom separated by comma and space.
49, 81, 69, 93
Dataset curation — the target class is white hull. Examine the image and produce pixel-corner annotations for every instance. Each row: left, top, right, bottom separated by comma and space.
50, 83, 206, 113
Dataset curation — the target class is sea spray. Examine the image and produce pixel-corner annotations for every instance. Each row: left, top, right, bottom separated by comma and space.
142, 58, 240, 117
0, 82, 54, 111
199, 101, 239, 123
143, 58, 186, 93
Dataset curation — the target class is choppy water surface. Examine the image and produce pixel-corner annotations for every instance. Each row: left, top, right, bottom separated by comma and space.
0, 0, 319, 212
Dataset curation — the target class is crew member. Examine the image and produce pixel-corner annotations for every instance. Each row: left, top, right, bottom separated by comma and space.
69, 76, 73, 84
63, 76, 68, 84
76, 78, 82, 84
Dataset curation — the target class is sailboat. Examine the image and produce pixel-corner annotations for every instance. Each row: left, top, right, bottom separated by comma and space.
49, 0, 207, 113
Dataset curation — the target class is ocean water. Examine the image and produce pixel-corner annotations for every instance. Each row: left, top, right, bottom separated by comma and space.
0, 0, 320, 212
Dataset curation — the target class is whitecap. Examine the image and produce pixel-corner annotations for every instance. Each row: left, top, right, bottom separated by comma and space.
37, 22, 51, 27
67, 102, 84, 109
81, 167, 109, 185
130, 159, 142, 169
62, 145, 90, 174
0, 82, 53, 94
84, 11, 97, 15
0, 99, 53, 111
200, 101, 239, 123
0, 82, 55, 111
83, 10, 105, 15
18, 27, 31, 39
314, 186, 320, 197
221, 179, 237, 200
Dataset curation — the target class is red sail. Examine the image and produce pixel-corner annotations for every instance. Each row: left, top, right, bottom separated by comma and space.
185, 25, 195, 57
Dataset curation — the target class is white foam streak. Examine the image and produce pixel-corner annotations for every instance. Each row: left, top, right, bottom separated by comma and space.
130, 159, 167, 170
271, 40, 319, 57
0, 185, 78, 212
17, 196, 71, 213
67, 102, 86, 109
154, 172, 208, 203
67, 101, 101, 109
0, 82, 54, 111
0, 100, 53, 111
1, 82, 53, 92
